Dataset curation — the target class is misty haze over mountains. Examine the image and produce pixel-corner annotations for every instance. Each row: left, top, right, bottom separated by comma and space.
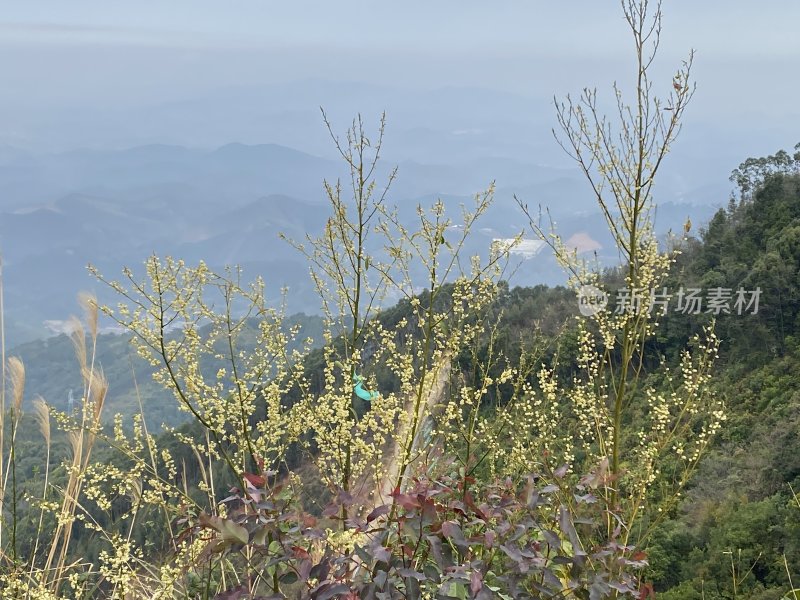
2, 1, 797, 349
0, 79, 745, 347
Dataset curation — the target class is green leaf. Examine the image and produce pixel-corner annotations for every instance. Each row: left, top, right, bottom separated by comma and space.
279, 571, 298, 584
252, 526, 269, 546
199, 513, 249, 546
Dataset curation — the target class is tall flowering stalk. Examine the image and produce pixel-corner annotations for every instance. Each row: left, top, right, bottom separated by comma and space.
286, 113, 513, 514
516, 0, 725, 547
284, 112, 398, 503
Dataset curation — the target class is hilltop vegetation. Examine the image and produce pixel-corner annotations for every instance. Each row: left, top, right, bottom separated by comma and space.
1, 0, 798, 595
4, 150, 798, 598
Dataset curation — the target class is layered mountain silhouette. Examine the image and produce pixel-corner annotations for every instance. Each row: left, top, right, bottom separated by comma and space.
0, 140, 717, 347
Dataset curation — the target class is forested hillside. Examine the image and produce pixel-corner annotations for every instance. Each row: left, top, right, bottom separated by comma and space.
647, 159, 800, 598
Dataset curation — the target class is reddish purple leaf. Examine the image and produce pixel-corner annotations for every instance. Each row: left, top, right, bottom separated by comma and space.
470, 570, 483, 595
366, 504, 390, 523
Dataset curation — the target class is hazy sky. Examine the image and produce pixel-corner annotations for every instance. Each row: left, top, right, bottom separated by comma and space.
3, 1, 798, 58
0, 1, 798, 155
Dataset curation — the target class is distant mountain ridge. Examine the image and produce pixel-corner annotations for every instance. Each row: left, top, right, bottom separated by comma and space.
0, 140, 718, 347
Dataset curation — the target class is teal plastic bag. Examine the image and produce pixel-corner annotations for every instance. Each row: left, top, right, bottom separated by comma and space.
353, 373, 379, 402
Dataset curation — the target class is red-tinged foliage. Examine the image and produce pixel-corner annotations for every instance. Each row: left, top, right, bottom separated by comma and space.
191, 465, 647, 599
